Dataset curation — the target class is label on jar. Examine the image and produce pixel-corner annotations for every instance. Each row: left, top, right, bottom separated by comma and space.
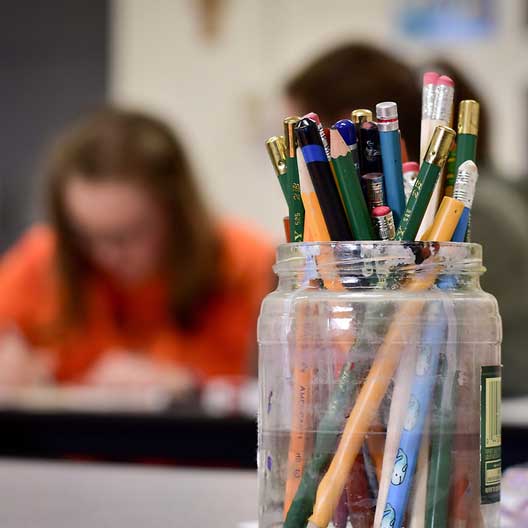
480, 365, 501, 504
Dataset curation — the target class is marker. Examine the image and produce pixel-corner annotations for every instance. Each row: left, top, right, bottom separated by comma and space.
419, 72, 439, 162
265, 135, 290, 207
304, 112, 331, 160
395, 126, 455, 241
334, 119, 360, 175
417, 75, 455, 239
329, 128, 375, 240
376, 102, 405, 226
402, 161, 419, 202
371, 206, 396, 240
451, 160, 479, 242
362, 172, 386, 209
455, 100, 479, 173
284, 116, 305, 242
296, 118, 352, 241
359, 121, 383, 176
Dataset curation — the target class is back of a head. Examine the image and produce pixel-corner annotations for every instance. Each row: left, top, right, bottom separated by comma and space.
285, 43, 422, 161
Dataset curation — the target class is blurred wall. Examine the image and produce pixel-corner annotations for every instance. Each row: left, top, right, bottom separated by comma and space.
0, 0, 109, 249
111, 0, 527, 239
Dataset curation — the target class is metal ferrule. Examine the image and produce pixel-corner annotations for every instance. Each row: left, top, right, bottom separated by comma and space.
457, 100, 479, 136
265, 136, 287, 176
351, 109, 373, 125
373, 210, 396, 240
283, 116, 300, 158
377, 119, 399, 132
422, 83, 437, 120
432, 84, 455, 122
362, 172, 385, 208
424, 126, 456, 168
453, 160, 479, 209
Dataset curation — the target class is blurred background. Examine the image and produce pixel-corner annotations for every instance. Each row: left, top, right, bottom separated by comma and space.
0, 2, 527, 524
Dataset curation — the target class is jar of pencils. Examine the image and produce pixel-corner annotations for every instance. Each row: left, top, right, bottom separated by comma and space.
258, 241, 501, 528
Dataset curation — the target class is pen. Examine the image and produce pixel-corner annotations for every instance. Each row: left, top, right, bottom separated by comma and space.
451, 160, 479, 242
351, 108, 373, 131
296, 118, 353, 241
395, 126, 455, 241
284, 116, 305, 242
376, 102, 405, 226
359, 121, 383, 176
329, 128, 375, 240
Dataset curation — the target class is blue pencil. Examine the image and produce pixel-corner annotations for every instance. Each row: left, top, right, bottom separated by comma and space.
334, 119, 361, 176
376, 102, 406, 228
382, 302, 447, 528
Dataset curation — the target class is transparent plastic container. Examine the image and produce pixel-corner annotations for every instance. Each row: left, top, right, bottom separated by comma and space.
258, 242, 501, 528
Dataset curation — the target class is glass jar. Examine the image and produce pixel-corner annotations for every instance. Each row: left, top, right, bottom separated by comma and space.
258, 242, 501, 528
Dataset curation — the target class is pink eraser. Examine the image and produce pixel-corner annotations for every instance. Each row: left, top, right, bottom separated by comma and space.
304, 112, 321, 125
372, 205, 391, 217
403, 161, 420, 173
423, 71, 439, 85
437, 75, 454, 87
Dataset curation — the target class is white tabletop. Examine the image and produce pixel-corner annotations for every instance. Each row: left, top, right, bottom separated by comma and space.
0, 459, 257, 528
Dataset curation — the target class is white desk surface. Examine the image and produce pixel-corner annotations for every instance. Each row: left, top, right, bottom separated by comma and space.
0, 459, 257, 528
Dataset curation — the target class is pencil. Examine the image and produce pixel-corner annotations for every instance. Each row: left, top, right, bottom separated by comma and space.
284, 116, 305, 243
376, 102, 406, 226
417, 75, 455, 239
451, 160, 479, 242
266, 135, 290, 207
283, 300, 314, 515
419, 72, 439, 163
373, 338, 420, 528
381, 302, 447, 528
395, 126, 455, 241
296, 118, 353, 241
297, 146, 330, 242
329, 128, 375, 240
306, 271, 437, 528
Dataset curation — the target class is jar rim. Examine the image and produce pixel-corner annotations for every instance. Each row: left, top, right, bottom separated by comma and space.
274, 241, 485, 280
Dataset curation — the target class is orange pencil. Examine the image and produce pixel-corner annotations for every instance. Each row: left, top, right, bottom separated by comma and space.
283, 301, 314, 514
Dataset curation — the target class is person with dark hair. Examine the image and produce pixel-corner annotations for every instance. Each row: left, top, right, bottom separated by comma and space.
0, 108, 274, 393
285, 43, 422, 161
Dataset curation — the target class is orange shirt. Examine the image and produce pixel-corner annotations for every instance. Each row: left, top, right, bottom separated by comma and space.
0, 222, 276, 383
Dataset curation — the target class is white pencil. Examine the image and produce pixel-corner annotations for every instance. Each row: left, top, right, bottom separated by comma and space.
417, 75, 455, 239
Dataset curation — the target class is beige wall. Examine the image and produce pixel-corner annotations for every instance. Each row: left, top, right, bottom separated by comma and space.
111, 0, 527, 239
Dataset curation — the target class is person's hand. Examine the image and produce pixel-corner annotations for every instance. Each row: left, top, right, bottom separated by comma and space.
0, 329, 53, 386
84, 350, 196, 399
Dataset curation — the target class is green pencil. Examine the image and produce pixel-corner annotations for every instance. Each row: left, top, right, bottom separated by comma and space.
284, 117, 305, 242
266, 135, 290, 208
455, 100, 479, 173
395, 126, 455, 241
425, 365, 460, 527
329, 128, 375, 240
